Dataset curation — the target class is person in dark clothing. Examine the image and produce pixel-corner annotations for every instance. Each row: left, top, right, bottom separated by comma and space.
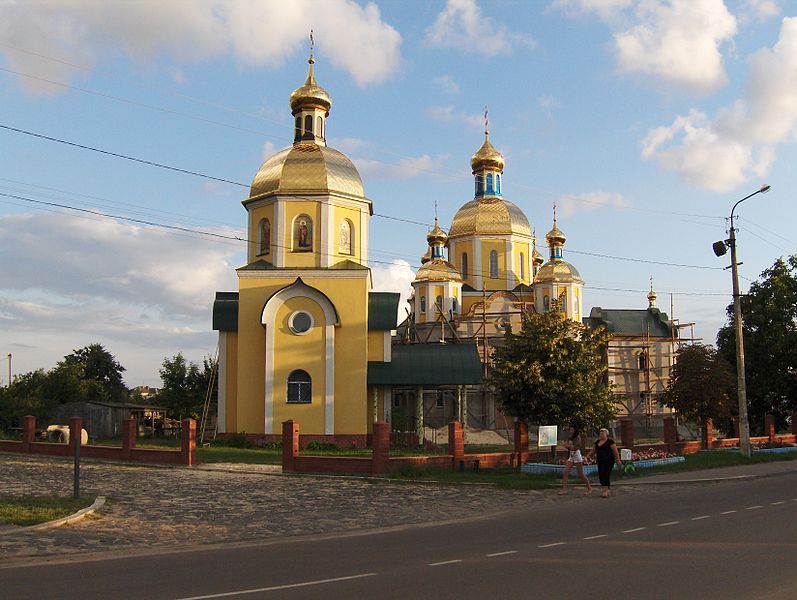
584, 428, 622, 498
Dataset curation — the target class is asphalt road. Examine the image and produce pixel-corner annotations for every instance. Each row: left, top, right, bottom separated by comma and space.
2, 471, 796, 600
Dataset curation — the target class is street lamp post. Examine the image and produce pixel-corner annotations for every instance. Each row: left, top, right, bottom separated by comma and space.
715, 184, 770, 458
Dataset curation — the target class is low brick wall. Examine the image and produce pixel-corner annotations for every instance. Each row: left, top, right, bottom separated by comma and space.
0, 415, 195, 466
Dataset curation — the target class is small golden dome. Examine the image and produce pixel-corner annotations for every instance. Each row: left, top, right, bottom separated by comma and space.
421, 246, 432, 264
546, 221, 566, 246
415, 258, 462, 283
426, 217, 447, 245
289, 59, 332, 114
532, 245, 544, 265
248, 143, 364, 200
533, 260, 583, 285
471, 132, 504, 172
448, 197, 531, 238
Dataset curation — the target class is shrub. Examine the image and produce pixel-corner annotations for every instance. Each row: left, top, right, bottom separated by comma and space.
305, 440, 338, 451
224, 432, 256, 449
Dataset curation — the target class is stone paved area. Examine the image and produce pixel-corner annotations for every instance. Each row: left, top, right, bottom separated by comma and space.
0, 453, 669, 559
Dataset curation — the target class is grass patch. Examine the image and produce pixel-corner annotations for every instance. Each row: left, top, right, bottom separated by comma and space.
0, 495, 93, 527
196, 446, 281, 464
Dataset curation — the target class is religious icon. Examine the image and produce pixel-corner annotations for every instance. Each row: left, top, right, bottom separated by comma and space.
339, 220, 352, 254
295, 216, 312, 250
260, 219, 270, 255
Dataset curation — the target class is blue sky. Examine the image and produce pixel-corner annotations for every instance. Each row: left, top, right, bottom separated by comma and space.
1, 0, 795, 386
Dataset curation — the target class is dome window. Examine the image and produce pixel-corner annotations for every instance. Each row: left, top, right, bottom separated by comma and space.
475, 174, 484, 195
489, 250, 498, 279
294, 116, 301, 141
304, 115, 313, 138
287, 370, 312, 404
461, 252, 468, 279
436, 295, 443, 310
317, 116, 324, 140
293, 215, 313, 252
452, 297, 458, 313
486, 173, 494, 194
420, 296, 426, 313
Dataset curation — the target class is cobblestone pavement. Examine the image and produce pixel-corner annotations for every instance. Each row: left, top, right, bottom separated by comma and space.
0, 454, 669, 559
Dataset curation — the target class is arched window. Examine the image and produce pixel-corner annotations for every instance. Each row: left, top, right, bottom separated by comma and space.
496, 174, 501, 194
317, 116, 323, 139
452, 297, 458, 313
294, 116, 301, 140
436, 295, 443, 310
519, 252, 525, 280
338, 219, 353, 255
259, 218, 271, 256
638, 352, 647, 371
475, 174, 484, 195
420, 295, 426, 313
543, 295, 550, 312
304, 115, 313, 137
486, 173, 494, 194
461, 253, 468, 279
293, 215, 313, 251
489, 250, 498, 279
287, 370, 312, 404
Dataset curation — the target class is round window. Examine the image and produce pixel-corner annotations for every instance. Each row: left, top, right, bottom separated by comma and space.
289, 311, 313, 335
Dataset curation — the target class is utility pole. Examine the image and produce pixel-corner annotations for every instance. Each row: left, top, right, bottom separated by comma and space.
7, 353, 11, 387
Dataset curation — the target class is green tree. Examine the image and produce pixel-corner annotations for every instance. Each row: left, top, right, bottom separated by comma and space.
60, 343, 128, 402
157, 354, 216, 420
488, 307, 616, 433
717, 256, 797, 432
663, 344, 735, 447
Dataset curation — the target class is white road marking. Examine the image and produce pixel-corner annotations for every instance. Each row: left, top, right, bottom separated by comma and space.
721, 510, 737, 515
771, 501, 785, 505
486, 551, 518, 557
658, 521, 679, 527
583, 534, 608, 540
538, 542, 566, 548
621, 527, 646, 533
428, 560, 462, 567
746, 505, 763, 510
176, 573, 377, 599
691, 516, 710, 521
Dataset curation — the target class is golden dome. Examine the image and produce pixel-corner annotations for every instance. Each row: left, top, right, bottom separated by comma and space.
533, 260, 583, 285
289, 59, 332, 114
426, 217, 447, 245
248, 143, 364, 200
448, 197, 531, 238
546, 221, 566, 246
421, 246, 431, 264
532, 245, 544, 265
471, 133, 504, 172
415, 258, 462, 283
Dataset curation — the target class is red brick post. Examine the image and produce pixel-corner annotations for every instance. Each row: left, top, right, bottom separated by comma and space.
620, 417, 634, 449
69, 416, 83, 453
22, 415, 36, 452
449, 420, 464, 466
122, 417, 137, 459
792, 412, 797, 437
764, 414, 775, 442
181, 418, 196, 466
282, 420, 299, 472
371, 421, 390, 475
701, 418, 713, 450
514, 420, 529, 466
663, 416, 676, 453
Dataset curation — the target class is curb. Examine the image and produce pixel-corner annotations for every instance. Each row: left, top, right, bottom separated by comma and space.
0, 496, 106, 536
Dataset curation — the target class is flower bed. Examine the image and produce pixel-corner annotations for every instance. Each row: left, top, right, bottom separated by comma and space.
521, 455, 685, 476
753, 446, 797, 455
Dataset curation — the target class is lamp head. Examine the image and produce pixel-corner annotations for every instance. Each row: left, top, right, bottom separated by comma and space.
713, 240, 728, 257
759, 184, 771, 193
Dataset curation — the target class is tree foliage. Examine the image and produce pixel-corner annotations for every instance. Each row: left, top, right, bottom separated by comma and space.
156, 353, 216, 420
663, 344, 735, 433
488, 307, 616, 431
60, 343, 127, 401
716, 256, 797, 431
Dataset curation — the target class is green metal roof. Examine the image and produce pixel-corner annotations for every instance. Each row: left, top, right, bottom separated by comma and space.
213, 292, 239, 331
368, 343, 483, 386
583, 307, 673, 338
368, 292, 400, 331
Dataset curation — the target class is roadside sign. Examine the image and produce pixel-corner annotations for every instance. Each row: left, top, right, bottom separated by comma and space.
538, 425, 557, 447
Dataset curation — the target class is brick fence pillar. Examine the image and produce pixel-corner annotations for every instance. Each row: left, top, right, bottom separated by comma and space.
122, 417, 137, 459
663, 416, 676, 453
181, 418, 196, 466
282, 420, 299, 472
449, 420, 464, 468
764, 414, 776, 442
701, 418, 713, 450
69, 416, 83, 453
371, 421, 390, 475
620, 417, 634, 449
22, 415, 36, 452
792, 412, 797, 437
514, 421, 529, 466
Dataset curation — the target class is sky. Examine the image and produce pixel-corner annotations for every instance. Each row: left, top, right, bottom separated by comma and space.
1, 0, 795, 388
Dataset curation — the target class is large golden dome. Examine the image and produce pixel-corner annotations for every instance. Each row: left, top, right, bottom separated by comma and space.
448, 197, 531, 238
248, 143, 364, 200
534, 260, 583, 284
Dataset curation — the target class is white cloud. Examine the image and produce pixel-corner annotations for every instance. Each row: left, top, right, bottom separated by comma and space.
739, 0, 781, 23
642, 17, 797, 191
328, 137, 368, 154
0, 0, 403, 94
353, 154, 449, 180
538, 95, 560, 109
433, 74, 461, 94
426, 105, 485, 131
425, 0, 537, 57
370, 259, 416, 322
551, 0, 633, 22
261, 142, 277, 161
556, 191, 632, 217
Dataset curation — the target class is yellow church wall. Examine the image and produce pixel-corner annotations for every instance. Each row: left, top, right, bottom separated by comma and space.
284, 201, 322, 268
461, 292, 481, 315
481, 239, 506, 291
514, 241, 530, 285
333, 204, 364, 262
248, 203, 275, 264
367, 330, 384, 361
271, 297, 328, 433
224, 331, 239, 431
417, 288, 427, 323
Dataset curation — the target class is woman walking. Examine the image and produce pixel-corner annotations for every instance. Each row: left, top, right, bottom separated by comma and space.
559, 425, 593, 496
585, 428, 622, 498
